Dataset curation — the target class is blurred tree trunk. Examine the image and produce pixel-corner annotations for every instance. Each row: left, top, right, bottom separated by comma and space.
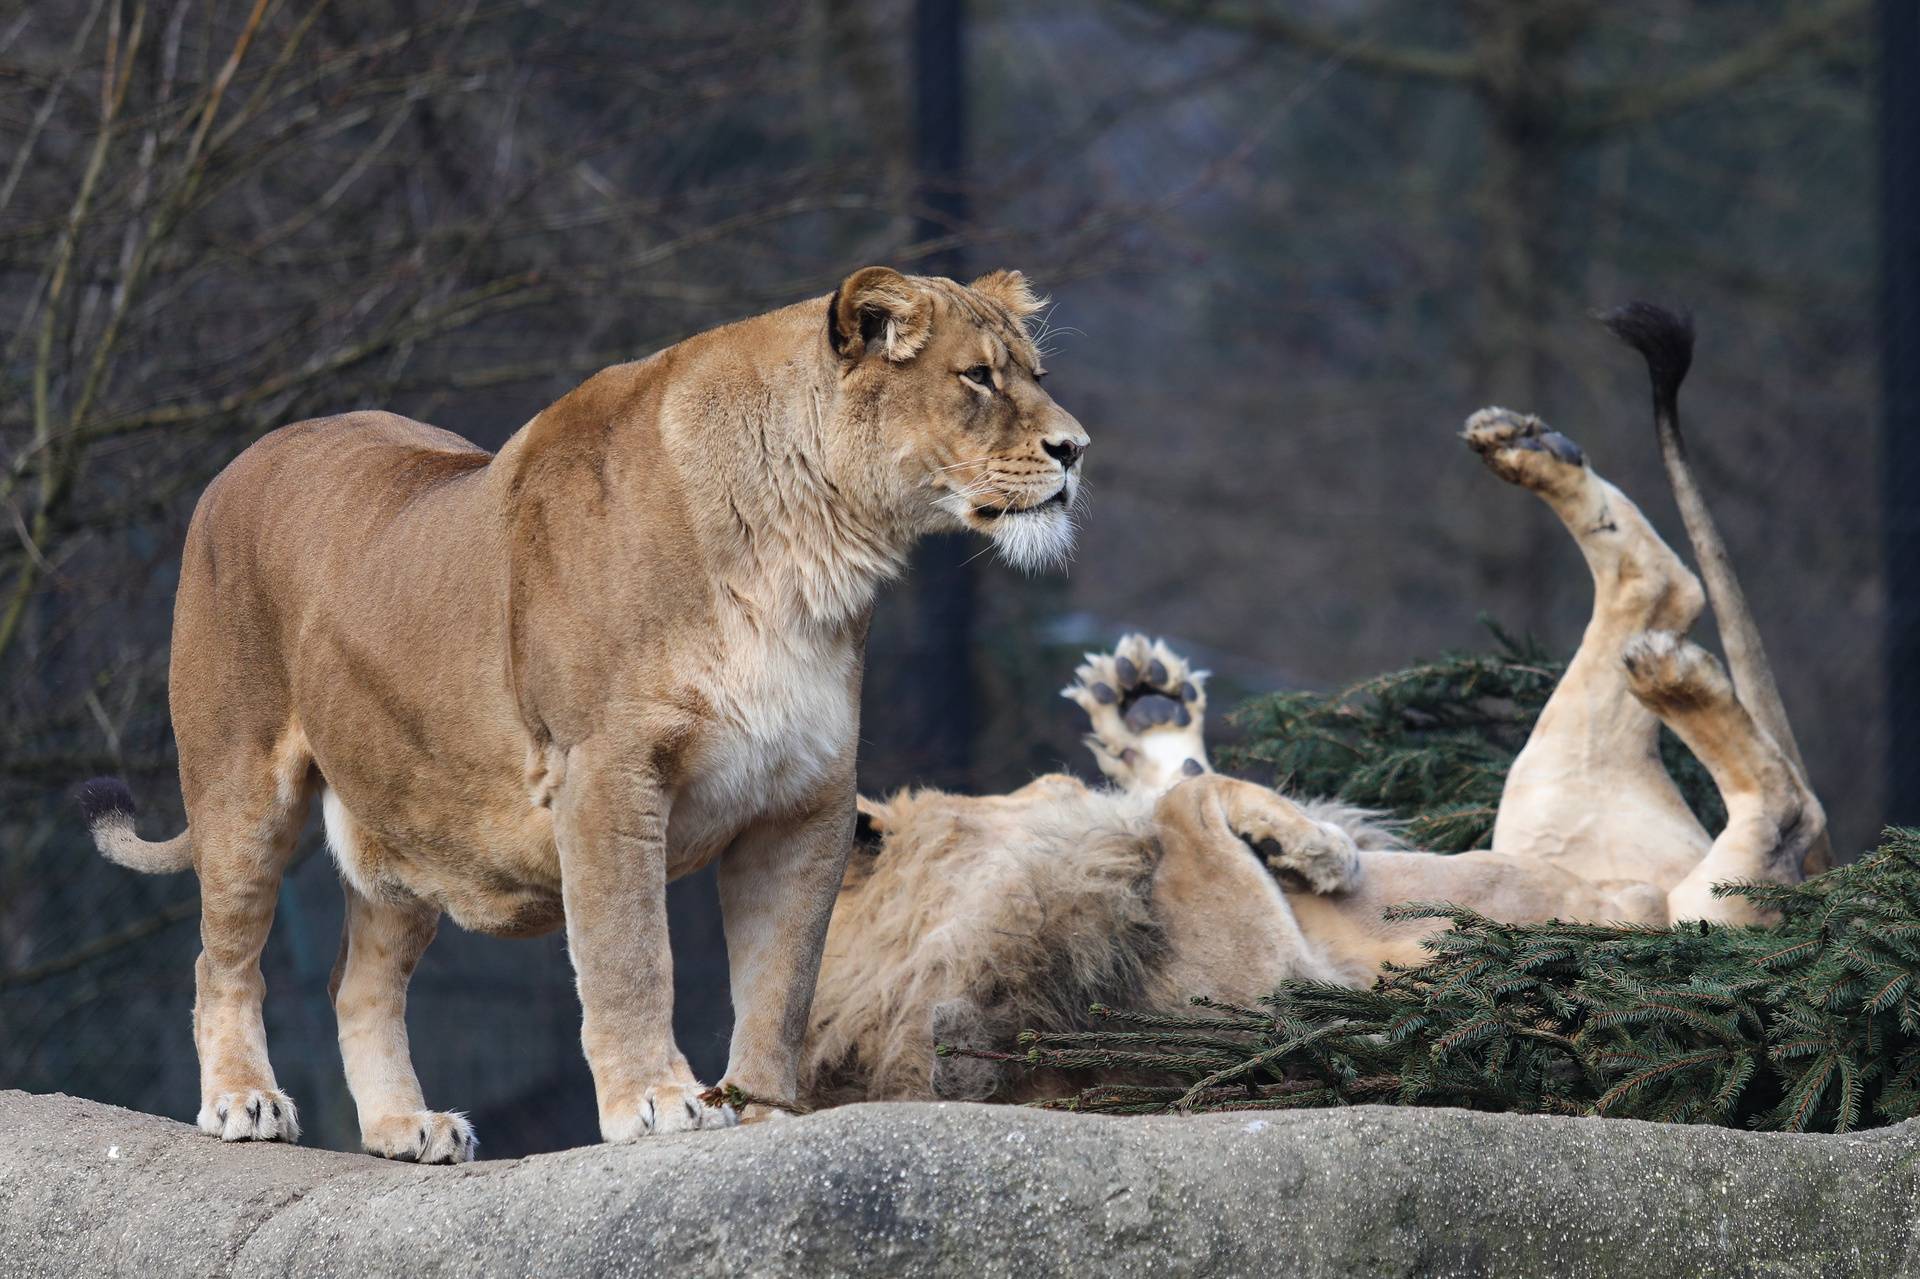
893, 0, 976, 790
1465, 2, 1594, 622
1467, 1, 1591, 417
1882, 0, 1919, 824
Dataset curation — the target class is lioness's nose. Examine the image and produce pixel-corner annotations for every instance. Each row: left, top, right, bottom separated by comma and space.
1043, 437, 1085, 469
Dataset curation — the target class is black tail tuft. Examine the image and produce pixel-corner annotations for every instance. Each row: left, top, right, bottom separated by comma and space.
75, 776, 137, 826
1599, 302, 1694, 406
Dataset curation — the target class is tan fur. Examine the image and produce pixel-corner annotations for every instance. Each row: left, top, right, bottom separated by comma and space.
810, 778, 1165, 1103
805, 410, 1825, 1106
86, 267, 1090, 1157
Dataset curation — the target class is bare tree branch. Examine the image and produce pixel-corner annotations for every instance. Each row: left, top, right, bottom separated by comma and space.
1119, 0, 1478, 86
1571, 0, 1869, 136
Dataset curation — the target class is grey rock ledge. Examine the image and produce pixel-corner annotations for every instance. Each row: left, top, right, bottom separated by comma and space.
1, 1089, 1915, 1277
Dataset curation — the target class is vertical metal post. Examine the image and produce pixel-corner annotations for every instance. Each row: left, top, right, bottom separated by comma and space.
903, 0, 975, 788
1884, 0, 1919, 825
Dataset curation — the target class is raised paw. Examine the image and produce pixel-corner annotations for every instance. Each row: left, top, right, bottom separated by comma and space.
1462, 407, 1589, 495
1621, 630, 1732, 714
604, 1083, 738, 1140
198, 1087, 300, 1144
1062, 634, 1209, 793
361, 1110, 477, 1164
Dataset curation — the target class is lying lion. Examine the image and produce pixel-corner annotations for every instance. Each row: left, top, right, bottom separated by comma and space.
802, 305, 1828, 1106
82, 266, 1088, 1160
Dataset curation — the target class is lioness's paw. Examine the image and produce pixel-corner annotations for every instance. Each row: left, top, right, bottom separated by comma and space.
1063, 634, 1208, 793
1238, 807, 1362, 895
1463, 407, 1588, 494
198, 1088, 300, 1144
362, 1111, 477, 1165
1621, 630, 1732, 713
604, 1084, 738, 1140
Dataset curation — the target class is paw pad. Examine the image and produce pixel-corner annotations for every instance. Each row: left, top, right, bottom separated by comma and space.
1462, 407, 1588, 490
1063, 635, 1211, 792
1621, 630, 1731, 712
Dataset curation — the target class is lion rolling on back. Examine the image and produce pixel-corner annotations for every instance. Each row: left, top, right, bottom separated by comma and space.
82, 266, 1090, 1159
803, 306, 1827, 1107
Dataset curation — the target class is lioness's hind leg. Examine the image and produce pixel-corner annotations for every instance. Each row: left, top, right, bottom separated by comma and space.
1062, 634, 1209, 793
1464, 410, 1708, 880
1622, 632, 1825, 923
330, 876, 476, 1164
186, 733, 313, 1144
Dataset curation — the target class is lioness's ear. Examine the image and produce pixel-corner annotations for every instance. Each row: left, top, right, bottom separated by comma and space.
969, 268, 1047, 324
830, 266, 932, 362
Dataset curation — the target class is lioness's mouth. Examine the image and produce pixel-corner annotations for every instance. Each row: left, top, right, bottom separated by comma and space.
975, 486, 1069, 521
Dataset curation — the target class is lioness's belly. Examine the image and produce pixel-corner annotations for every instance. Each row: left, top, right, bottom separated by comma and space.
319, 732, 838, 937
316, 762, 563, 936
314, 667, 856, 937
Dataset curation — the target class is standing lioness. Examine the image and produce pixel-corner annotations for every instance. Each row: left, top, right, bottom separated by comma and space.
79, 266, 1088, 1160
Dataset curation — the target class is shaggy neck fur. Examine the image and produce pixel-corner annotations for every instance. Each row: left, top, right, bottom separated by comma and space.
702, 352, 917, 628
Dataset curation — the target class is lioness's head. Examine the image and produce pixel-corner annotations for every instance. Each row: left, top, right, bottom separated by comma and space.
829, 265, 1089, 571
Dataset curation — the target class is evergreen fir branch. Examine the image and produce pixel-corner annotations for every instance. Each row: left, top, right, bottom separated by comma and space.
1021, 830, 1920, 1134
985, 631, 1905, 1132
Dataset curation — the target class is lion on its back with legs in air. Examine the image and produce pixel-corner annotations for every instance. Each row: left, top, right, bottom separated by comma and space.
800, 305, 1828, 1108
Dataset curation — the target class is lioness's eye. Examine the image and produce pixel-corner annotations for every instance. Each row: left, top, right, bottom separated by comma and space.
961, 365, 994, 389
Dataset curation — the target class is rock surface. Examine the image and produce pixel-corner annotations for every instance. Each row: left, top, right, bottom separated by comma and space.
1, 1088, 1915, 1277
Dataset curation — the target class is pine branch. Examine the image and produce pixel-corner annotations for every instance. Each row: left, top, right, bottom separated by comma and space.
1025, 829, 1920, 1134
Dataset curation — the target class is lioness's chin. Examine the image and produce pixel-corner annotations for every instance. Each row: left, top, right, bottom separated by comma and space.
985, 502, 1077, 572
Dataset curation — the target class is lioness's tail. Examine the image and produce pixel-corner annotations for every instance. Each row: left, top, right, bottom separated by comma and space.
77, 777, 193, 873
1599, 302, 1830, 873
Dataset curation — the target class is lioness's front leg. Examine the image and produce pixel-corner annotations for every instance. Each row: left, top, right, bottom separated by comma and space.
717, 786, 857, 1118
554, 739, 734, 1139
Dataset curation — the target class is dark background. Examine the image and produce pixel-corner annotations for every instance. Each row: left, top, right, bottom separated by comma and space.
1, 0, 1907, 1156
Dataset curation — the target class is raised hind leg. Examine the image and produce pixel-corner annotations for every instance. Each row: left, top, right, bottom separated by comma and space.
1464, 409, 1711, 886
184, 727, 314, 1143
1621, 632, 1826, 923
328, 864, 476, 1163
